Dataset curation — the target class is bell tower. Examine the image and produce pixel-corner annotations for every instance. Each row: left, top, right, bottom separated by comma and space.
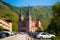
26, 8, 32, 32
19, 8, 24, 21
18, 8, 24, 32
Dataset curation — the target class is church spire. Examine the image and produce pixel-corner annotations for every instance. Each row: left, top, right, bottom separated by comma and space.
28, 8, 31, 19
27, 8, 32, 32
19, 8, 22, 17
19, 8, 24, 21
28, 8, 31, 16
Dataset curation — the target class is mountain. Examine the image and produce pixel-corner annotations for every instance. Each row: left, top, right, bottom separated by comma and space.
0, 1, 53, 31
0, 1, 19, 31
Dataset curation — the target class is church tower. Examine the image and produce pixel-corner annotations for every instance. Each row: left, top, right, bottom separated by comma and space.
19, 9, 24, 21
18, 8, 24, 32
26, 8, 32, 32
18, 8, 42, 32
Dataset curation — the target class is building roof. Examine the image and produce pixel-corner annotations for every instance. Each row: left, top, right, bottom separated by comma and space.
0, 17, 12, 25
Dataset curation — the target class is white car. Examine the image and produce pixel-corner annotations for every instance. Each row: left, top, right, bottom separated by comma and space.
36, 32, 55, 39
4, 31, 14, 36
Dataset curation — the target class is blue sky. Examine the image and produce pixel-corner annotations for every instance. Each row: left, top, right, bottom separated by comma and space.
3, 0, 60, 7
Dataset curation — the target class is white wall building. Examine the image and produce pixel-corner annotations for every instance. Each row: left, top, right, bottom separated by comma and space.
0, 18, 12, 32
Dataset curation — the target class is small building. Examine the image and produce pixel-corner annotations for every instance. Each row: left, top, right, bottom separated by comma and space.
18, 8, 43, 32
0, 17, 12, 32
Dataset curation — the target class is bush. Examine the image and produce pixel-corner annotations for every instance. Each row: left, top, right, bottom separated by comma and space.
52, 36, 60, 40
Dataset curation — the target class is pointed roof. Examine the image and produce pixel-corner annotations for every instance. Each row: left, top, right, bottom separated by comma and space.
28, 8, 30, 16
19, 8, 22, 17
27, 7, 31, 17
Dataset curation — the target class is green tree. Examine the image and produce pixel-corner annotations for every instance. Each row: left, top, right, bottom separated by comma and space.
36, 27, 42, 32
52, 2, 60, 35
47, 2, 60, 35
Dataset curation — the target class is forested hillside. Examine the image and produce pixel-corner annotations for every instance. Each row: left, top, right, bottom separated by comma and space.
0, 1, 19, 31
0, 1, 53, 31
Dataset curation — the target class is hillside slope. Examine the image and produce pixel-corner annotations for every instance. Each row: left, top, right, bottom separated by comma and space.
0, 1, 18, 31
0, 1, 53, 31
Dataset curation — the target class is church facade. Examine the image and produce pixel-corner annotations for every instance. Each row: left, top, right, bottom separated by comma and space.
18, 8, 42, 32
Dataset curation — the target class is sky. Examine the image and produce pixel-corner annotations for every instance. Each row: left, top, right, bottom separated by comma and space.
2, 0, 60, 7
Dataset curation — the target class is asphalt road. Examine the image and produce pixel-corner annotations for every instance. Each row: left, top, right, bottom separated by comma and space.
0, 34, 51, 40
0, 34, 29, 40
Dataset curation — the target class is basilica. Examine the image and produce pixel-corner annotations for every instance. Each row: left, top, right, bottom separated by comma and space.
18, 8, 42, 32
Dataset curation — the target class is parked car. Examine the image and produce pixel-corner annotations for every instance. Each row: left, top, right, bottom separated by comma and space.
4, 31, 17, 36
36, 32, 55, 39
0, 32, 9, 38
12, 32, 17, 35
4, 31, 14, 36
27, 32, 33, 36
27, 32, 39, 37
33, 32, 39, 37
19, 32, 26, 35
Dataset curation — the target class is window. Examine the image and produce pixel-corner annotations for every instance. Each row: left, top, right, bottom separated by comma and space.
41, 33, 46, 35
